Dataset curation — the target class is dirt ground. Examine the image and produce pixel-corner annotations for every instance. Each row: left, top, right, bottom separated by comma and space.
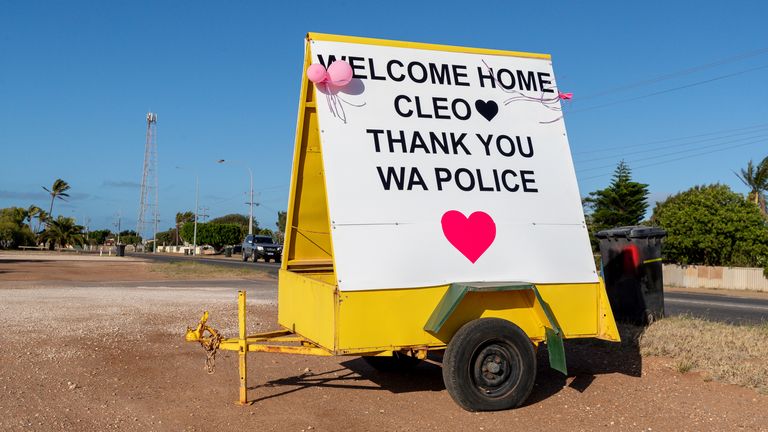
0, 254, 766, 431
0, 253, 268, 284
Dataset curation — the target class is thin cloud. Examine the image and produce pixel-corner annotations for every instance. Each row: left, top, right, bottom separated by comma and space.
0, 190, 48, 200
67, 192, 91, 201
103, 180, 141, 189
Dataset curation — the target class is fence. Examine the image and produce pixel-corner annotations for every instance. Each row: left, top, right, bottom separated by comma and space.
156, 245, 215, 255
663, 264, 768, 292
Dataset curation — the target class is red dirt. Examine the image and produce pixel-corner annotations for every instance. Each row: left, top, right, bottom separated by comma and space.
0, 256, 765, 431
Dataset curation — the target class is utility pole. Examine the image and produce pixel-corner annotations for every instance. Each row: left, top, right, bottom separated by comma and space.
193, 177, 199, 256
114, 211, 122, 244
199, 206, 210, 222
176, 166, 199, 256
217, 159, 254, 235
83, 216, 91, 250
249, 173, 253, 235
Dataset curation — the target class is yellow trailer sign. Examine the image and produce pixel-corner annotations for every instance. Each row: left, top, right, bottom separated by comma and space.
186, 32, 619, 412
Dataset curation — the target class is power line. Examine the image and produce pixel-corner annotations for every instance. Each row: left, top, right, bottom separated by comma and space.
577, 46, 768, 101
572, 121, 768, 155
198, 206, 209, 222
568, 63, 768, 114
574, 130, 768, 165
576, 134, 766, 173
579, 138, 765, 181
255, 184, 290, 192
206, 184, 289, 206
207, 192, 244, 206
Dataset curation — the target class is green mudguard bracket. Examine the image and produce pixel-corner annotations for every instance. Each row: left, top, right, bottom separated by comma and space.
424, 281, 567, 375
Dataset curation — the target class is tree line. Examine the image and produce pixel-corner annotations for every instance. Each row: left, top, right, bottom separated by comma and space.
0, 178, 92, 249
584, 156, 768, 273
153, 211, 288, 250
5, 161, 767, 273
1, 178, 288, 251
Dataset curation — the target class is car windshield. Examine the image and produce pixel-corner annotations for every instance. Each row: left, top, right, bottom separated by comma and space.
253, 236, 273, 244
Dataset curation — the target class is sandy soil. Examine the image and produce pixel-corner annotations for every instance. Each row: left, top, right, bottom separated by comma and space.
0, 253, 265, 284
0, 256, 766, 431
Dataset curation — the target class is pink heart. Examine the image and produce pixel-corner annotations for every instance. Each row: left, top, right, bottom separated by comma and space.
441, 210, 496, 263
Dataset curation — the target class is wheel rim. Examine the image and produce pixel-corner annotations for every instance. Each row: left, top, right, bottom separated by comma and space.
469, 340, 522, 398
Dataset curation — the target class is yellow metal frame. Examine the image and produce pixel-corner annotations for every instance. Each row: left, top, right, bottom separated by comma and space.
187, 282, 619, 404
280, 35, 335, 275
277, 32, 617, 353
306, 32, 551, 60
185, 32, 619, 406
280, 32, 552, 276
280, 276, 620, 354
186, 291, 333, 405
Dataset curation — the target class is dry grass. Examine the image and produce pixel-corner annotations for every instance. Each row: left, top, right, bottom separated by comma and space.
640, 315, 768, 393
148, 261, 270, 280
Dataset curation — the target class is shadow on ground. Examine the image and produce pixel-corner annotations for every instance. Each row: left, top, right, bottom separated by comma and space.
247, 325, 643, 405
248, 357, 444, 403
0, 259, 54, 264
0, 259, 55, 274
526, 324, 643, 406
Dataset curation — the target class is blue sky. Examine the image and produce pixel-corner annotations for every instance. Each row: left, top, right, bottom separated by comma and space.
1, 1, 767, 235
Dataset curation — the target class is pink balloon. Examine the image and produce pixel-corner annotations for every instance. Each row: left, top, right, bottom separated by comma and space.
306, 63, 328, 84
327, 60, 353, 87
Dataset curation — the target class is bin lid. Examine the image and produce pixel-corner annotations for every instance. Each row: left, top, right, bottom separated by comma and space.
595, 226, 666, 239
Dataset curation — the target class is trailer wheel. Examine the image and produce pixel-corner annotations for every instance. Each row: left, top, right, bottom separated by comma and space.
442, 318, 536, 411
363, 352, 422, 372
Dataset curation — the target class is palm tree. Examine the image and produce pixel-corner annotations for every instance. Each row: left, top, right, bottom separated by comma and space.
735, 157, 768, 215
25, 205, 41, 228
34, 209, 50, 235
42, 179, 71, 218
39, 216, 85, 250
26, 205, 43, 242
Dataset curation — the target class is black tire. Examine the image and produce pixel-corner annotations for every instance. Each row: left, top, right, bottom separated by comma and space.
363, 352, 422, 372
275, 256, 282, 263
442, 318, 536, 412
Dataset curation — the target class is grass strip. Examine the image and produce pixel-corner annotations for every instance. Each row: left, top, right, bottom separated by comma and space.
148, 261, 270, 280
640, 315, 768, 393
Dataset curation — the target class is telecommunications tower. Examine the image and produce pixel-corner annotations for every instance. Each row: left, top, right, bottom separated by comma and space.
137, 112, 159, 252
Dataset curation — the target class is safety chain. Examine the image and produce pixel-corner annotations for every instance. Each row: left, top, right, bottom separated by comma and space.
201, 333, 223, 374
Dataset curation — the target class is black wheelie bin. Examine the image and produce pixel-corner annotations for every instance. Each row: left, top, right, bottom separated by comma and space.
596, 226, 667, 325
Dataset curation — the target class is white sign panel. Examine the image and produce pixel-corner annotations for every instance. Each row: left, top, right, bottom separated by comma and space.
309, 38, 597, 291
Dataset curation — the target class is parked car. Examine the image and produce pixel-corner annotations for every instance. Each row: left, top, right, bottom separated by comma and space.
241, 234, 282, 263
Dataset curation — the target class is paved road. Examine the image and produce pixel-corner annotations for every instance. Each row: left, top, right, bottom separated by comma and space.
128, 255, 768, 325
130, 252, 280, 275
665, 291, 768, 325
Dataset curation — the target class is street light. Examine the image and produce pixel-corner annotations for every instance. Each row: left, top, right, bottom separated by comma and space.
113, 211, 122, 244
176, 166, 199, 256
217, 159, 254, 236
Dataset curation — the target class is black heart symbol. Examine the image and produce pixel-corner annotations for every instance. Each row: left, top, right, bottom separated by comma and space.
475, 100, 499, 122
